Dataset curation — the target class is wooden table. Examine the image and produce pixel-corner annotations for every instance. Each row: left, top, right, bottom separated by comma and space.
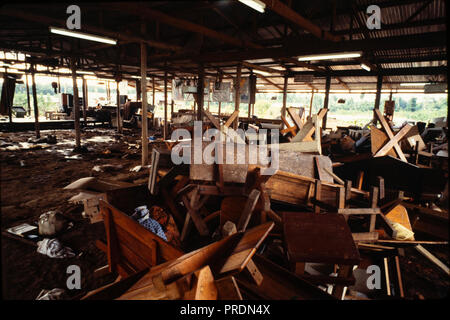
282, 212, 360, 299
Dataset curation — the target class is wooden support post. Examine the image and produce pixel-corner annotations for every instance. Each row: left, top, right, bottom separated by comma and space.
164, 68, 168, 140
234, 63, 241, 130
140, 33, 149, 166
282, 75, 288, 121
82, 77, 88, 126
25, 73, 31, 116
116, 79, 122, 133
152, 77, 155, 106
322, 75, 331, 129
31, 65, 40, 138
171, 99, 174, 118
373, 74, 383, 125
309, 90, 314, 118
218, 101, 221, 117
197, 64, 204, 121
70, 58, 81, 148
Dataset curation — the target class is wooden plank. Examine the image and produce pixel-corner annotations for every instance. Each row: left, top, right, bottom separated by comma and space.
352, 232, 379, 242
394, 256, 405, 298
314, 180, 322, 213
203, 108, 221, 129
186, 265, 218, 300
314, 156, 326, 181
219, 222, 274, 275
215, 276, 243, 300
415, 245, 450, 275
287, 107, 304, 130
224, 110, 239, 128
243, 259, 264, 286
237, 189, 261, 232
338, 208, 381, 215
384, 258, 391, 296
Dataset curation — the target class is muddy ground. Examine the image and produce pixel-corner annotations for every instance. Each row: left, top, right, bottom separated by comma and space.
1, 127, 448, 300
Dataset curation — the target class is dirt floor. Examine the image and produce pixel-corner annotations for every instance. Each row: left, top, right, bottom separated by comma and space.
1, 127, 448, 300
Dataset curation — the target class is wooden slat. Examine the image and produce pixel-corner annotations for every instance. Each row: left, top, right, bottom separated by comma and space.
237, 189, 261, 232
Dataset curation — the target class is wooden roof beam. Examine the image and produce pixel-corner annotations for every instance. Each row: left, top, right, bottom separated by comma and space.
242, 61, 285, 75
106, 3, 261, 49
259, 0, 342, 42
0, 9, 182, 52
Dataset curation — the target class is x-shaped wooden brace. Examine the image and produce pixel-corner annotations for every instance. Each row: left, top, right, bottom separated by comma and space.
373, 109, 412, 162
280, 107, 305, 140
203, 109, 245, 144
290, 108, 327, 143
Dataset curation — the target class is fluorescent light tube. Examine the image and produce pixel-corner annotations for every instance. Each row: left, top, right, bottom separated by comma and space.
298, 52, 362, 61
50, 27, 117, 45
360, 63, 371, 72
76, 70, 95, 75
400, 83, 428, 86
238, 0, 265, 13
253, 70, 271, 76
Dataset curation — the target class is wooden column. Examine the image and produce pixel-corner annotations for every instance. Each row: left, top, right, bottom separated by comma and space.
309, 90, 315, 117
234, 63, 242, 130
152, 77, 155, 106
136, 79, 141, 101
171, 99, 174, 118
197, 64, 204, 121
218, 101, 221, 117
373, 74, 383, 125
164, 69, 168, 140
282, 74, 288, 120
82, 77, 88, 126
30, 65, 40, 138
25, 73, 31, 116
70, 58, 81, 148
322, 75, 331, 129
248, 71, 253, 119
140, 40, 149, 166
116, 79, 122, 133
